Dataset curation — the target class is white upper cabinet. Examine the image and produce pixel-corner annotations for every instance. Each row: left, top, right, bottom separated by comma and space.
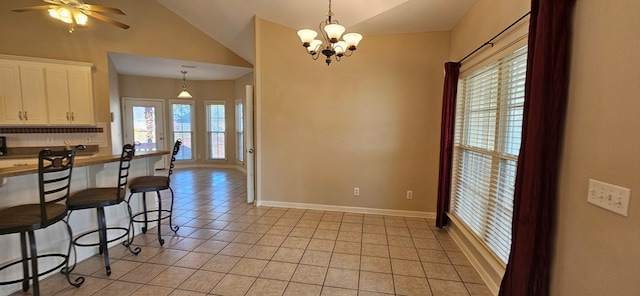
46, 66, 94, 125
0, 61, 48, 125
0, 55, 94, 126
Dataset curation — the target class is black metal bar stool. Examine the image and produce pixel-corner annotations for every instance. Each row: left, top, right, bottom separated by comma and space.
0, 147, 85, 295
127, 139, 181, 246
66, 144, 140, 276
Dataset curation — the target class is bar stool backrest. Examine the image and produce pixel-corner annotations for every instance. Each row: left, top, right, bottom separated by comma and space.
167, 139, 182, 182
38, 146, 81, 228
116, 144, 135, 203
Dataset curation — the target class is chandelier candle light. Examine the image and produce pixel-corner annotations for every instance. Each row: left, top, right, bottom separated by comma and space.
297, 0, 363, 65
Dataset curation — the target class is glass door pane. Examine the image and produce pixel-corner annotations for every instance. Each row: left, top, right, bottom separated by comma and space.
132, 106, 157, 152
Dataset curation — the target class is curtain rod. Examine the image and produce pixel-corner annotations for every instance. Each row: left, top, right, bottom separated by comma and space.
457, 11, 531, 64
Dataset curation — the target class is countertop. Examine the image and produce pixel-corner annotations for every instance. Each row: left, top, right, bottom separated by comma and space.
0, 150, 169, 178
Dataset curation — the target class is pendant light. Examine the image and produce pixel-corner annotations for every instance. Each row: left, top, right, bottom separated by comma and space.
177, 71, 193, 99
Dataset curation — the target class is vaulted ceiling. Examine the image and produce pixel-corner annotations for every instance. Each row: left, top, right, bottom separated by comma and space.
113, 0, 475, 80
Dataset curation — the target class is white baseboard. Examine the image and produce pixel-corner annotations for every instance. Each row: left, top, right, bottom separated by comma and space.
174, 163, 239, 169
446, 215, 505, 295
258, 200, 435, 219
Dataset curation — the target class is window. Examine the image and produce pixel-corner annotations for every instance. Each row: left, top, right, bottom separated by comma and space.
450, 46, 527, 263
170, 102, 194, 160
235, 100, 244, 163
206, 101, 226, 160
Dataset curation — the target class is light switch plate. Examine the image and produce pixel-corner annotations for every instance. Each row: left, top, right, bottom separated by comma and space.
587, 179, 631, 217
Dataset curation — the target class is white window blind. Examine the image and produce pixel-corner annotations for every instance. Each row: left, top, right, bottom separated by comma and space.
171, 102, 194, 160
206, 101, 226, 160
450, 46, 527, 263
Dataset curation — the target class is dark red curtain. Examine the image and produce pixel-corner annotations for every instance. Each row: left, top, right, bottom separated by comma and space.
499, 0, 576, 295
436, 62, 460, 228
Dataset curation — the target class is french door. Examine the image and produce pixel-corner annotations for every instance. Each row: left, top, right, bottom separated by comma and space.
123, 98, 167, 169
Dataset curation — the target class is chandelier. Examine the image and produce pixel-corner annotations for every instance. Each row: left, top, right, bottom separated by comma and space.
296, 0, 363, 66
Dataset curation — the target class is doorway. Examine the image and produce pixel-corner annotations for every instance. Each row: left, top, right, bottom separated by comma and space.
123, 98, 167, 169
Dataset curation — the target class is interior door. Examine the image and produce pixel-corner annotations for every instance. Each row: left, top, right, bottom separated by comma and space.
245, 85, 255, 204
123, 98, 166, 169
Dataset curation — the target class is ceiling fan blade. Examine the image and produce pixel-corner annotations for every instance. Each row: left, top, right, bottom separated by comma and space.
86, 11, 129, 29
11, 5, 55, 13
84, 4, 125, 15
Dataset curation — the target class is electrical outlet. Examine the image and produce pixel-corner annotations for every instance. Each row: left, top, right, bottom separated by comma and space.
587, 179, 631, 217
46, 137, 54, 144
406, 190, 413, 199
354, 187, 360, 196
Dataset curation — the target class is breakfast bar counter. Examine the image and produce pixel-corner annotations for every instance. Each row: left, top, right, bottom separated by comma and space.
0, 150, 169, 178
0, 149, 170, 295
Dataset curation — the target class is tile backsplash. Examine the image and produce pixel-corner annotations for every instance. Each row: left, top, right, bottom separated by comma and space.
0, 123, 108, 148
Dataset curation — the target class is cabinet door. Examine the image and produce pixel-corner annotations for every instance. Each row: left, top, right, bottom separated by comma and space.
67, 68, 94, 125
19, 65, 48, 125
0, 63, 24, 124
45, 67, 72, 125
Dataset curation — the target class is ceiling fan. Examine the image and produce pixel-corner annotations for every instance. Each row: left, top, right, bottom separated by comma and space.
11, 0, 129, 33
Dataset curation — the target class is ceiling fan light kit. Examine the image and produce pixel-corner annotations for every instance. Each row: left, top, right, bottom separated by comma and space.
12, 0, 130, 33
297, 0, 363, 65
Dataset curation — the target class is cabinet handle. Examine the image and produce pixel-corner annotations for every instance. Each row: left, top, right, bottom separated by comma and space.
71, 112, 74, 121
66, 112, 69, 120
24, 111, 28, 120
18, 111, 22, 120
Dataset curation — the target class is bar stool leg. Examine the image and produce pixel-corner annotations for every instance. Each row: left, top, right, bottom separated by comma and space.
156, 190, 164, 246
61, 220, 85, 287
96, 207, 111, 276
28, 231, 39, 295
168, 187, 179, 232
19, 232, 29, 292
123, 199, 142, 255
142, 193, 149, 234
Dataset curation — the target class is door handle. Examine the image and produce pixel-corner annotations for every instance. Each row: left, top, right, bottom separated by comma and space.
248, 149, 254, 153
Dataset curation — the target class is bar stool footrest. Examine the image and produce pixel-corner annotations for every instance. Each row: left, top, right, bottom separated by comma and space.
73, 227, 130, 248
0, 253, 68, 285
130, 209, 174, 225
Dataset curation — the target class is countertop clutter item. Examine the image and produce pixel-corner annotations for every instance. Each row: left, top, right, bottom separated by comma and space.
0, 137, 6, 156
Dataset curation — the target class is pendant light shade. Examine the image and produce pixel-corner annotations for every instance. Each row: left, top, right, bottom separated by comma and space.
178, 71, 192, 99
177, 90, 192, 99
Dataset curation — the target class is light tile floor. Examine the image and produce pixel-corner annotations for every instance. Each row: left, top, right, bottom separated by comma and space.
12, 168, 492, 296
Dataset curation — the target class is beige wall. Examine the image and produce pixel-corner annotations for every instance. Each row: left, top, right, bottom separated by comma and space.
449, 0, 530, 61
119, 75, 242, 166
553, 0, 640, 294
452, 0, 640, 294
255, 19, 449, 212
0, 0, 251, 153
